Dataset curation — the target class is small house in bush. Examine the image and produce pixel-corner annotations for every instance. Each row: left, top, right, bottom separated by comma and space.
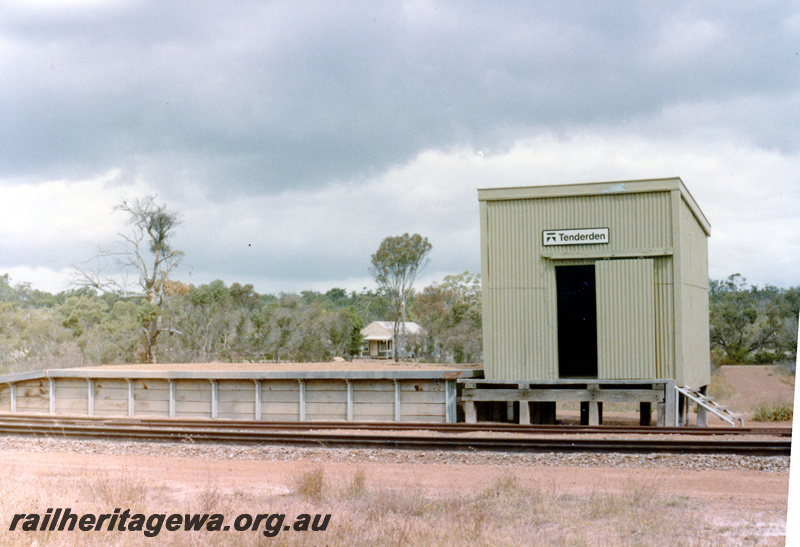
361, 321, 425, 359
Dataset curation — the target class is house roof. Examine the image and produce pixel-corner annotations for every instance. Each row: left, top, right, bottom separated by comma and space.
360, 321, 425, 341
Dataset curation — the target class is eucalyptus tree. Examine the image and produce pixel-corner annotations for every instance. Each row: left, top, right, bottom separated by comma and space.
73, 196, 183, 363
369, 233, 432, 361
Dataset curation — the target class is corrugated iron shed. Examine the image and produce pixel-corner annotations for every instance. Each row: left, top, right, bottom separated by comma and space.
478, 177, 710, 388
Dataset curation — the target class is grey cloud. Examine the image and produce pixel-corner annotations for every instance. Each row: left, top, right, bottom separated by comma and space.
2, 1, 798, 198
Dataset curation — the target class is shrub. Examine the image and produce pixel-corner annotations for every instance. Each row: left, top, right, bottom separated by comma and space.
752, 401, 793, 422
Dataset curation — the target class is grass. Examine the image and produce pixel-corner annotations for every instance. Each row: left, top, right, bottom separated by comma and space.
85, 467, 148, 509
752, 401, 793, 422
0, 467, 783, 546
341, 469, 367, 500
294, 466, 326, 501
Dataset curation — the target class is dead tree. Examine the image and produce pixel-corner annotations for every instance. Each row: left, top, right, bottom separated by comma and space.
73, 195, 183, 363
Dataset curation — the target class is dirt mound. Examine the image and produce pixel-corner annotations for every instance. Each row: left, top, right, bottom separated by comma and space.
715, 365, 794, 425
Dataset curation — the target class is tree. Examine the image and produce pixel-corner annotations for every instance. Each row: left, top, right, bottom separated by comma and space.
173, 280, 235, 362
73, 195, 183, 363
322, 306, 364, 360
369, 233, 432, 361
413, 272, 482, 363
709, 274, 796, 363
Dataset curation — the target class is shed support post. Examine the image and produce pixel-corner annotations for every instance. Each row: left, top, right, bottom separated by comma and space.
684, 393, 690, 426
677, 391, 688, 426
210, 380, 218, 419
696, 385, 708, 427
393, 380, 402, 422
580, 402, 602, 425
464, 401, 477, 424
518, 383, 530, 425
126, 379, 134, 417
169, 380, 176, 418
87, 378, 94, 416
10, 383, 16, 413
588, 401, 600, 426
445, 380, 457, 424
49, 377, 56, 414
298, 380, 306, 421
254, 380, 262, 421
675, 392, 680, 427
664, 380, 677, 427
346, 380, 354, 421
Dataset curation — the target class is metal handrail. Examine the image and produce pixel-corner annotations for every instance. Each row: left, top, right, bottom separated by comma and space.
675, 385, 744, 427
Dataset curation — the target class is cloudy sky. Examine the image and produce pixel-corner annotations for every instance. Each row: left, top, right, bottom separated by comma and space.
1, 0, 798, 295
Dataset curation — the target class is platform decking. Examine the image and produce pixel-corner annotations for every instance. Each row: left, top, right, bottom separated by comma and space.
0, 365, 481, 424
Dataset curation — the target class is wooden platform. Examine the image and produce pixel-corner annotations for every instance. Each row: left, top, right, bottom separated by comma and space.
458, 379, 678, 426
0, 363, 482, 424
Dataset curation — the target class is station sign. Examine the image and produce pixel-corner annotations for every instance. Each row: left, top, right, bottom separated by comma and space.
542, 228, 609, 246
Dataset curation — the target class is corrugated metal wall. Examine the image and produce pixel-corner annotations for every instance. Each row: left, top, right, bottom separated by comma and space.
679, 198, 711, 387
481, 185, 688, 382
653, 257, 674, 379
596, 259, 656, 379
487, 287, 558, 380
538, 192, 673, 252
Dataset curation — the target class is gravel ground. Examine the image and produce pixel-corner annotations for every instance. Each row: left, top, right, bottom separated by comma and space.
0, 434, 788, 473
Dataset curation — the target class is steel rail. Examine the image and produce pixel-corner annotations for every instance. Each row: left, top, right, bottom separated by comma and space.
0, 416, 789, 456
0, 413, 790, 438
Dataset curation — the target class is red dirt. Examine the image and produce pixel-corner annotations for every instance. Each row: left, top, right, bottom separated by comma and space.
719, 365, 795, 410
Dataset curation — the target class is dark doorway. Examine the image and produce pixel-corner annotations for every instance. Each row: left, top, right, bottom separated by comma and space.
556, 265, 598, 378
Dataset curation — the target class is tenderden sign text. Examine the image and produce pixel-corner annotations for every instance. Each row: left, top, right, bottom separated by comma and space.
542, 228, 609, 246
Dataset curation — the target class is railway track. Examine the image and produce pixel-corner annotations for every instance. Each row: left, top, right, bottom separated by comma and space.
0, 412, 791, 436
0, 413, 790, 456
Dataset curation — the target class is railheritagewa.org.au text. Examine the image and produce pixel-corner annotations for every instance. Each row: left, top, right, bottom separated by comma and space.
9, 508, 331, 538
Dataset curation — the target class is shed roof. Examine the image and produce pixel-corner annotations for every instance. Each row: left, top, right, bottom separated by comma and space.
478, 177, 710, 236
